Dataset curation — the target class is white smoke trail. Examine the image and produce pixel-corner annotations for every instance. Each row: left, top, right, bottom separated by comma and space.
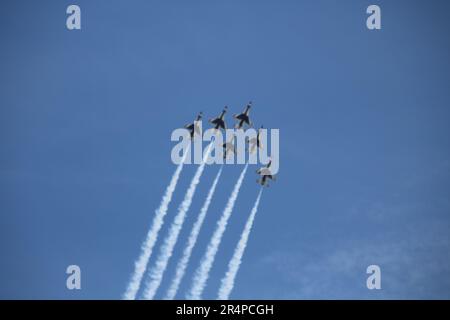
187, 163, 249, 300
142, 144, 212, 300
217, 188, 263, 300
123, 153, 187, 300
164, 166, 224, 300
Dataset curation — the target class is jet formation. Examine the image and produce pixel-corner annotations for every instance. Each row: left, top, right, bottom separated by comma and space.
183, 102, 276, 187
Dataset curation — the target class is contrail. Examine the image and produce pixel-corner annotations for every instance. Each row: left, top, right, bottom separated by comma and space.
187, 163, 249, 300
165, 166, 224, 300
142, 144, 212, 300
217, 188, 263, 300
123, 153, 187, 300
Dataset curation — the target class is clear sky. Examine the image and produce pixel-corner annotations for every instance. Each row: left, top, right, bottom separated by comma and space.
1, 0, 449, 299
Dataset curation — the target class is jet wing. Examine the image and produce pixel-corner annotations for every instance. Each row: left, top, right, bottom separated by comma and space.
211, 119, 226, 129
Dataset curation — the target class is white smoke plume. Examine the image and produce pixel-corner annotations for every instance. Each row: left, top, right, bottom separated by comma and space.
123, 153, 187, 300
164, 166, 224, 300
217, 188, 263, 300
142, 144, 212, 299
187, 163, 249, 300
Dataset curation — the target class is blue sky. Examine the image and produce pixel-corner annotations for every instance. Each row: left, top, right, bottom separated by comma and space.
1, 0, 450, 299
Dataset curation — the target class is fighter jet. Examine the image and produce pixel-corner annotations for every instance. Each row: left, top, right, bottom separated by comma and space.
209, 106, 228, 130
184, 112, 203, 139
234, 102, 252, 129
256, 160, 276, 187
247, 125, 264, 154
222, 136, 236, 159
